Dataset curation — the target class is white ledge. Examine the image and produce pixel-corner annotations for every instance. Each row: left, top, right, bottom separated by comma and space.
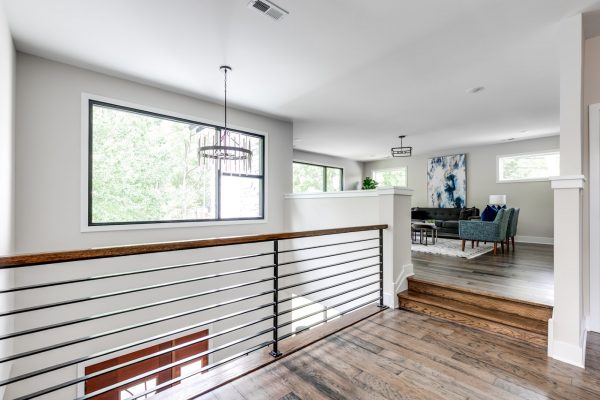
549, 175, 586, 189
284, 187, 414, 199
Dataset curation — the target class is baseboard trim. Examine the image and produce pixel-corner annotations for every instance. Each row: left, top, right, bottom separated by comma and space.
384, 263, 414, 308
514, 235, 554, 245
547, 318, 587, 368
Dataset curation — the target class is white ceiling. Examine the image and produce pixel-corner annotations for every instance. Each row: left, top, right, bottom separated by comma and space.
3, 0, 600, 160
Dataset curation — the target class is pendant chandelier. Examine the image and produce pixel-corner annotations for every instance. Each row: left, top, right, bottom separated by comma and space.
198, 66, 252, 173
391, 135, 412, 157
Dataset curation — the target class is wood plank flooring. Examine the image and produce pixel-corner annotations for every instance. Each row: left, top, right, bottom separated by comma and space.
412, 242, 554, 305
199, 309, 600, 400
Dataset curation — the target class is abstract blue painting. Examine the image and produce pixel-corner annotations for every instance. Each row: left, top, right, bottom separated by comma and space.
427, 154, 466, 208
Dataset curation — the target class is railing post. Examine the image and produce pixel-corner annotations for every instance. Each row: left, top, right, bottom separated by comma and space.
378, 228, 385, 308
270, 239, 282, 357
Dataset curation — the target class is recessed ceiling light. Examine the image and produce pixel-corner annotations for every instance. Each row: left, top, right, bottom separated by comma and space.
466, 86, 485, 94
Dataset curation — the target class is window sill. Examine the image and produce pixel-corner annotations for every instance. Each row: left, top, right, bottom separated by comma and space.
496, 178, 551, 184
81, 218, 268, 233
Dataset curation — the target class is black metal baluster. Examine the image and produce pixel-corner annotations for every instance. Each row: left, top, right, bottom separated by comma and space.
270, 239, 282, 357
378, 228, 385, 308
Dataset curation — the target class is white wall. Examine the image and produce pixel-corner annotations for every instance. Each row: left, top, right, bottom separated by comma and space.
293, 149, 364, 191
0, 0, 14, 258
14, 53, 293, 253
364, 136, 558, 242
0, 2, 15, 398
584, 35, 600, 332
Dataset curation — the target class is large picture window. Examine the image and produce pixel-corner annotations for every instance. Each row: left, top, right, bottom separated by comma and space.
497, 151, 559, 182
89, 100, 265, 226
292, 162, 343, 193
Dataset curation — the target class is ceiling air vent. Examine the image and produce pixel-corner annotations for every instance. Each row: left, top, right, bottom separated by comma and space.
248, 0, 289, 21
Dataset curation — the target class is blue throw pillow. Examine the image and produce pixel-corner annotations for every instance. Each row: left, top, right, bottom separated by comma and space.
481, 205, 498, 222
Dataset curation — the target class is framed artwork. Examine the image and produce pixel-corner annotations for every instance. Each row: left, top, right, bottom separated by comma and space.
427, 154, 467, 208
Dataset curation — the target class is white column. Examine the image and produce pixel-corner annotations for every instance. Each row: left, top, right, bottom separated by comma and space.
377, 187, 413, 308
548, 14, 586, 368
549, 176, 586, 366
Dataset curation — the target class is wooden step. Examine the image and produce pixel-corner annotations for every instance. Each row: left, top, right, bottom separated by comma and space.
398, 294, 548, 347
407, 277, 553, 322
399, 291, 547, 335
397, 277, 553, 348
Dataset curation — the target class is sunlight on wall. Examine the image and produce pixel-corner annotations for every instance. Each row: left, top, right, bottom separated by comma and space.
290, 295, 340, 333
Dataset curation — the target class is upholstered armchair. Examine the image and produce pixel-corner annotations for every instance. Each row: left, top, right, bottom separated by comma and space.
458, 208, 513, 255
506, 208, 520, 252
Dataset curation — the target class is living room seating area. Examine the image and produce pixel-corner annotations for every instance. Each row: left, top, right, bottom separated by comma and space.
411, 206, 480, 238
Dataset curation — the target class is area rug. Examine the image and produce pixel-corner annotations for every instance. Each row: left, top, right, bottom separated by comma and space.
411, 237, 493, 259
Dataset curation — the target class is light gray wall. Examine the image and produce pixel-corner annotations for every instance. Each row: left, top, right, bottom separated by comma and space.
293, 149, 364, 190
0, 2, 15, 256
14, 53, 293, 253
364, 136, 559, 241
0, 4, 15, 398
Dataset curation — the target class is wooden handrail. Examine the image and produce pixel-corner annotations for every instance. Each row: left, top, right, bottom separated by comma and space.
0, 225, 388, 268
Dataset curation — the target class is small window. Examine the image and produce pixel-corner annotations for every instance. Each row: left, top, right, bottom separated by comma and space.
88, 100, 265, 226
497, 151, 560, 182
293, 162, 343, 193
372, 167, 407, 187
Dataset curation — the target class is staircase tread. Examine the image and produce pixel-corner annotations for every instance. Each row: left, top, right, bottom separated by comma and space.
398, 297, 547, 347
407, 280, 552, 322
407, 276, 553, 309
399, 291, 548, 334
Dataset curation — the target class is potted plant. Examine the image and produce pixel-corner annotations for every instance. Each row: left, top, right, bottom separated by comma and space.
362, 177, 378, 190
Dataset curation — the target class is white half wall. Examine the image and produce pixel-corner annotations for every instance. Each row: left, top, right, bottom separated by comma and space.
285, 188, 414, 308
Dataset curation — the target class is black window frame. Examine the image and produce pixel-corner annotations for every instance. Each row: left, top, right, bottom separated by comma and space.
292, 161, 344, 193
88, 100, 266, 227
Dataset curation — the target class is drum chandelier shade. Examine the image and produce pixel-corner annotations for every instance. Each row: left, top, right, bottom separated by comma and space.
198, 66, 252, 173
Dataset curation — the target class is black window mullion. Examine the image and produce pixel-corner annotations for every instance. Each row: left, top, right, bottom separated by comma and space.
323, 166, 328, 192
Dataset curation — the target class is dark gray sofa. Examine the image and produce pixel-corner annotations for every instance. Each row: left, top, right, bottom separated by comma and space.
411, 207, 480, 238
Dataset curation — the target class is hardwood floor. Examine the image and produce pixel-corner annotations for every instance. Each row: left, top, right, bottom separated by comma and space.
198, 309, 600, 400
412, 242, 554, 305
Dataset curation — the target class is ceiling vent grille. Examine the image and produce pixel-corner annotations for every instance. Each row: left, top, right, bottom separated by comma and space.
248, 0, 289, 21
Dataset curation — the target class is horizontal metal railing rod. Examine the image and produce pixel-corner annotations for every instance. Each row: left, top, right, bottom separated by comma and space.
277, 290, 380, 329
17, 322, 276, 400
0, 265, 275, 317
278, 280, 380, 316
277, 296, 381, 341
278, 262, 381, 291
121, 340, 276, 400
277, 272, 380, 304
0, 282, 275, 340
0, 224, 387, 268
0, 292, 275, 364
0, 252, 274, 294
0, 303, 276, 387
277, 236, 378, 254
278, 245, 380, 267
76, 329, 276, 400
278, 254, 378, 279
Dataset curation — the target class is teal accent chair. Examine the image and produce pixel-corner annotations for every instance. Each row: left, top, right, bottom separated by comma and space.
458, 208, 514, 255
506, 207, 520, 252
